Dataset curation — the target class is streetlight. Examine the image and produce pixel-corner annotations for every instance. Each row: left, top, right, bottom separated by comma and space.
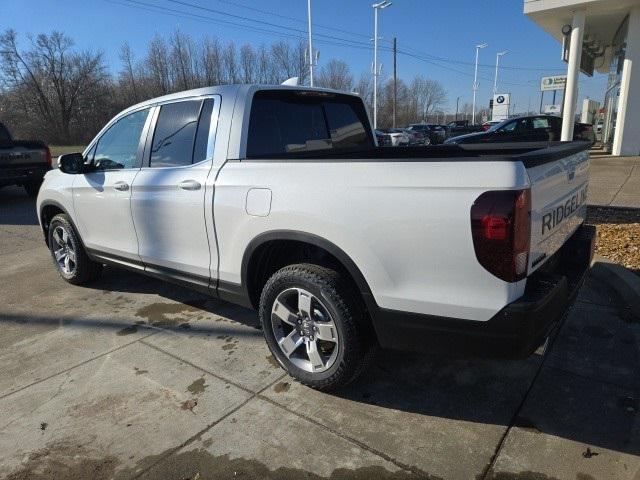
307, 0, 314, 87
471, 42, 487, 125
372, 0, 392, 129
493, 50, 508, 96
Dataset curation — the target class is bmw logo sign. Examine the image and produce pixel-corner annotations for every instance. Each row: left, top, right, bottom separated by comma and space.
496, 95, 505, 104
543, 78, 553, 86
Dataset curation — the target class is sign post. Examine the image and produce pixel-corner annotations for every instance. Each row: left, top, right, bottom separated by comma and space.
492, 93, 510, 121
540, 75, 567, 92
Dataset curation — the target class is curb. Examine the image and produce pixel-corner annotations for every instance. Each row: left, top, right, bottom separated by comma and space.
590, 255, 640, 319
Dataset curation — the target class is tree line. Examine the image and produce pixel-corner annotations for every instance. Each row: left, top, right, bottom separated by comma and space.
0, 29, 449, 145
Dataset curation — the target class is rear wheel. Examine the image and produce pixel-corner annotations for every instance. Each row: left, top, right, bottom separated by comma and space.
423, 136, 431, 146
48, 213, 102, 285
259, 264, 375, 391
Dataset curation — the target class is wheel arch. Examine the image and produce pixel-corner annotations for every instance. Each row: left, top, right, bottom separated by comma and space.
240, 230, 377, 313
39, 201, 70, 246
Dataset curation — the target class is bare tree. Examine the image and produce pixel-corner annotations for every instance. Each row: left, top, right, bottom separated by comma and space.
170, 30, 197, 91
145, 35, 171, 95
0, 29, 107, 143
222, 41, 238, 84
317, 59, 353, 92
239, 44, 257, 83
410, 75, 447, 121
119, 42, 139, 103
201, 37, 222, 86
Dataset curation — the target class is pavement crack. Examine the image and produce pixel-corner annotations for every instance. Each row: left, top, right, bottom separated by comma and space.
128, 371, 287, 480
0, 331, 159, 401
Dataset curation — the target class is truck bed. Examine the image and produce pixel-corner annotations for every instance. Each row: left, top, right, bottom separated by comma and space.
243, 140, 592, 167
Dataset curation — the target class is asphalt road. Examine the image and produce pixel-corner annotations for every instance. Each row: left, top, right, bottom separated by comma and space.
0, 185, 638, 480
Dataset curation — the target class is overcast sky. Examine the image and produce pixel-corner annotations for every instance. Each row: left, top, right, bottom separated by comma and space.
1, 0, 609, 112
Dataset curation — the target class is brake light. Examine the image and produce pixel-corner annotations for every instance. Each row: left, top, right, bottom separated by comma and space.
470, 189, 531, 282
45, 147, 52, 168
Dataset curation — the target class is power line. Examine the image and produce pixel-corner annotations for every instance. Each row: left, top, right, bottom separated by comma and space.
138, 0, 563, 74
205, 0, 371, 40
108, 0, 553, 87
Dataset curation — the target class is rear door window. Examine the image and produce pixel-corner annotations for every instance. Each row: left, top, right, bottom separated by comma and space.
150, 99, 214, 168
246, 90, 373, 158
532, 117, 550, 130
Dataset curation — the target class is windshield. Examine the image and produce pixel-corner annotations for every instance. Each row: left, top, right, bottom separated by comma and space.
487, 119, 511, 132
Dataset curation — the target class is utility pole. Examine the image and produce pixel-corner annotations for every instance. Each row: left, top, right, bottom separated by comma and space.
372, 1, 392, 129
472, 43, 487, 125
492, 50, 508, 96
455, 96, 461, 120
307, 0, 314, 86
393, 37, 397, 128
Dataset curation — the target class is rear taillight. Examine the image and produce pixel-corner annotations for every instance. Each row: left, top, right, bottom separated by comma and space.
470, 189, 531, 282
45, 147, 52, 168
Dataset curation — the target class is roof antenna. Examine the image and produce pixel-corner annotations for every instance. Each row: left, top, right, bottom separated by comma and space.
281, 77, 300, 86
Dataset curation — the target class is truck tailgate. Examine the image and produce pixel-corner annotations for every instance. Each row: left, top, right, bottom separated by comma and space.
524, 144, 590, 273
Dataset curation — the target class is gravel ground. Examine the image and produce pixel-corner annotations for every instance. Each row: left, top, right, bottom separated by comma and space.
586, 206, 640, 273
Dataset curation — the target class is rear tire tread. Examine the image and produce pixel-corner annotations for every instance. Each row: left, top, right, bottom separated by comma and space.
259, 263, 376, 391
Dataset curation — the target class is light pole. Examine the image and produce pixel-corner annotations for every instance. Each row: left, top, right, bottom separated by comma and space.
493, 50, 508, 96
307, 0, 314, 86
455, 96, 461, 120
471, 43, 487, 125
372, 1, 392, 129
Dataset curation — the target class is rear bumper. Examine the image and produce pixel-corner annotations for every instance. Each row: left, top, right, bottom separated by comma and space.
370, 224, 596, 358
0, 165, 48, 185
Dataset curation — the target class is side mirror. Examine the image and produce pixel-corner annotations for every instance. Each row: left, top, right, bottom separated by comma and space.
58, 153, 85, 174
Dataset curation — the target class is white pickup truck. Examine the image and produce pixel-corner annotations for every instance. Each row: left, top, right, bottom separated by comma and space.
37, 85, 594, 390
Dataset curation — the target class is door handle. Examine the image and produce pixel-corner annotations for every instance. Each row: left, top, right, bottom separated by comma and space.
113, 181, 129, 191
178, 179, 201, 191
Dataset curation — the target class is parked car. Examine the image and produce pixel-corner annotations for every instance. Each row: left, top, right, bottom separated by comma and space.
445, 119, 484, 139
407, 124, 446, 145
482, 120, 501, 131
0, 122, 52, 196
380, 128, 409, 146
37, 85, 594, 391
444, 115, 595, 145
374, 129, 391, 146
402, 128, 426, 145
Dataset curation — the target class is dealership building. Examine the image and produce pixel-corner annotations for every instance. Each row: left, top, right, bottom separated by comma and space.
525, 0, 640, 156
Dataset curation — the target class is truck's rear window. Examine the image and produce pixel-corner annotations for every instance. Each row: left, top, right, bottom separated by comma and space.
246, 90, 373, 158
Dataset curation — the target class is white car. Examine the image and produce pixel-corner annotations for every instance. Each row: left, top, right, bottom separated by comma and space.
381, 128, 410, 146
37, 85, 594, 390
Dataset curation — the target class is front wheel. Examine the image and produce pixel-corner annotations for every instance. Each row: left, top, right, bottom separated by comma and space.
423, 137, 431, 146
259, 264, 375, 391
48, 213, 102, 285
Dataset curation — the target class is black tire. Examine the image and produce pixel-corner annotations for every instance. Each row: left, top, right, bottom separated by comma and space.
259, 263, 376, 391
24, 181, 41, 197
48, 213, 102, 285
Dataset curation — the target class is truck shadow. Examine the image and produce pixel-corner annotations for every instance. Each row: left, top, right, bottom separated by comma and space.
3, 264, 638, 460
0, 186, 39, 226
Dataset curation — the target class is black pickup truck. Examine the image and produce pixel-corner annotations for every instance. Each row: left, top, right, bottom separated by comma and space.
0, 122, 51, 196
445, 120, 484, 139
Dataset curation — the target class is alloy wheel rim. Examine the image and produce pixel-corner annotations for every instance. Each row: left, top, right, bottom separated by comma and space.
271, 287, 339, 373
52, 226, 76, 275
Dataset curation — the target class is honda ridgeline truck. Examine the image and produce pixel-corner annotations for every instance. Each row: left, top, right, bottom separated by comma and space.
37, 85, 594, 390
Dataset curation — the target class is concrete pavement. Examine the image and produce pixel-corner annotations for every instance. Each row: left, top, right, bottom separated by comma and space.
0, 185, 639, 480
588, 153, 640, 208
